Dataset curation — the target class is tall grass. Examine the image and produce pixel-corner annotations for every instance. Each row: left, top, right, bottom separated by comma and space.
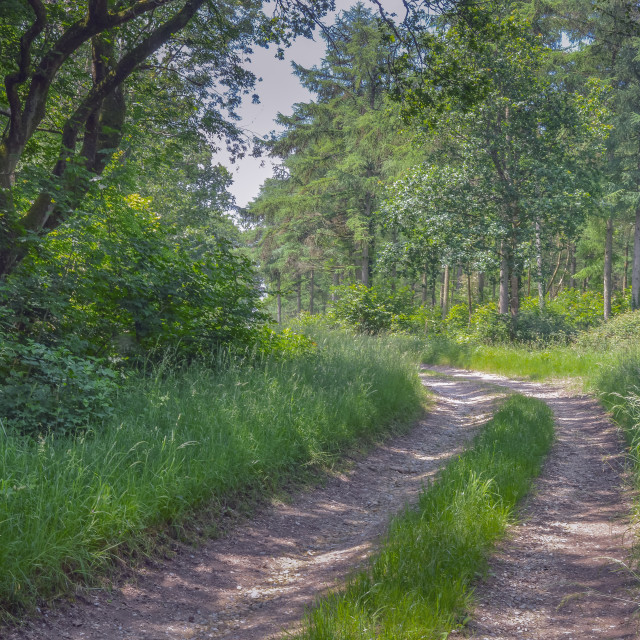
0, 330, 425, 617
422, 335, 613, 382
294, 395, 555, 640
592, 353, 640, 476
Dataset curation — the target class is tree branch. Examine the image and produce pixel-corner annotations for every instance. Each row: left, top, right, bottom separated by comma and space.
4, 0, 47, 134
21, 0, 207, 233
12, 0, 179, 152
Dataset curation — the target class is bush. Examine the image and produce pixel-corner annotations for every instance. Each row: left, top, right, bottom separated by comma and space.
328, 284, 418, 334
0, 335, 119, 437
576, 309, 640, 351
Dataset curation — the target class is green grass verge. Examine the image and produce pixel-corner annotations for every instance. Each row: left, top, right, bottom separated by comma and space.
422, 336, 611, 381
0, 330, 425, 618
293, 394, 555, 640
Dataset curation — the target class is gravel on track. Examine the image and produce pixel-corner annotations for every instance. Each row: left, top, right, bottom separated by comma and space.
5, 367, 638, 640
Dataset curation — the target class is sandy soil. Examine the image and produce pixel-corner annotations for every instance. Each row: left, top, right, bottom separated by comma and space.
427, 367, 639, 640
5, 368, 638, 639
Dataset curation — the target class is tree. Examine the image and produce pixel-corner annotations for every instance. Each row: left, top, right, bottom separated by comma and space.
0, 0, 338, 277
248, 4, 419, 309
384, 12, 607, 317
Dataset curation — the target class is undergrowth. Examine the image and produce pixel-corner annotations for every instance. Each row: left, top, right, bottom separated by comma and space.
293, 394, 555, 640
422, 335, 611, 382
0, 330, 425, 618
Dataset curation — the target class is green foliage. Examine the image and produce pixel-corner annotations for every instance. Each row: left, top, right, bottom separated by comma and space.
0, 182, 273, 435
3, 189, 265, 359
576, 307, 640, 351
433, 290, 623, 346
246, 5, 419, 310
295, 394, 555, 639
0, 329, 425, 616
0, 334, 119, 437
327, 283, 419, 334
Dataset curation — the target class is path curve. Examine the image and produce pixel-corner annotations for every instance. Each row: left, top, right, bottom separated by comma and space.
6, 374, 501, 640
424, 366, 638, 640
5, 369, 638, 640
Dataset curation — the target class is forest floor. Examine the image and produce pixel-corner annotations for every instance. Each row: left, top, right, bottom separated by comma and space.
5, 368, 639, 640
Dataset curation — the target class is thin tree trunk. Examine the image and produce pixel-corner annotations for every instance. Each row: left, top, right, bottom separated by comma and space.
439, 270, 445, 309
467, 270, 473, 324
623, 240, 629, 292
478, 272, 484, 303
276, 273, 282, 324
421, 267, 428, 304
536, 218, 545, 309
331, 271, 339, 302
510, 273, 519, 318
449, 268, 455, 310
296, 278, 302, 315
604, 216, 613, 321
544, 250, 563, 297
455, 265, 462, 291
570, 244, 577, 289
441, 265, 450, 319
499, 242, 509, 315
309, 269, 315, 315
633, 207, 640, 310
362, 240, 369, 287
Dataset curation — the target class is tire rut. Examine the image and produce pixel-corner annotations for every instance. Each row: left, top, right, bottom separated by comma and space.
424, 366, 639, 640
6, 374, 502, 640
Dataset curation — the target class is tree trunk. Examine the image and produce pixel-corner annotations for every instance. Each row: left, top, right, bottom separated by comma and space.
499, 242, 509, 315
421, 267, 428, 304
623, 240, 629, 292
276, 273, 282, 324
478, 272, 484, 303
633, 207, 640, 310
570, 244, 577, 289
331, 271, 340, 302
455, 265, 462, 291
441, 265, 450, 319
431, 274, 437, 307
604, 216, 613, 321
439, 270, 445, 309
309, 270, 315, 315
361, 240, 369, 286
510, 273, 519, 318
296, 278, 302, 315
536, 218, 545, 309
467, 270, 473, 324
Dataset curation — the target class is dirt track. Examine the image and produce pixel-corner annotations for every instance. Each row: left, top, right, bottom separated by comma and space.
6, 368, 638, 639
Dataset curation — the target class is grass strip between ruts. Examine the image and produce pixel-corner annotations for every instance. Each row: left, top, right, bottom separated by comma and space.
293, 394, 555, 640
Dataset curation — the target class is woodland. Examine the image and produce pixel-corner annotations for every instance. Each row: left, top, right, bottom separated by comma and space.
3, 0, 640, 636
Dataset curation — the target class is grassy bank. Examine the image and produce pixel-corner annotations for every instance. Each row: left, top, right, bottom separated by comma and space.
0, 330, 425, 618
294, 394, 555, 639
422, 336, 613, 382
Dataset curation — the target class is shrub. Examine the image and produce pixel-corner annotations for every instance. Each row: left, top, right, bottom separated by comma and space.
0, 335, 119, 437
328, 284, 418, 334
576, 309, 640, 351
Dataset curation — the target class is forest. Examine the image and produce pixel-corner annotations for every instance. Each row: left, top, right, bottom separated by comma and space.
2, 0, 640, 638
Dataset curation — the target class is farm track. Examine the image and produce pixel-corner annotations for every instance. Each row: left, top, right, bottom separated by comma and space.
6, 368, 638, 639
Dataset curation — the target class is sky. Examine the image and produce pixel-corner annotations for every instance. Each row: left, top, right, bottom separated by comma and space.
215, 0, 407, 209
215, 36, 324, 209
